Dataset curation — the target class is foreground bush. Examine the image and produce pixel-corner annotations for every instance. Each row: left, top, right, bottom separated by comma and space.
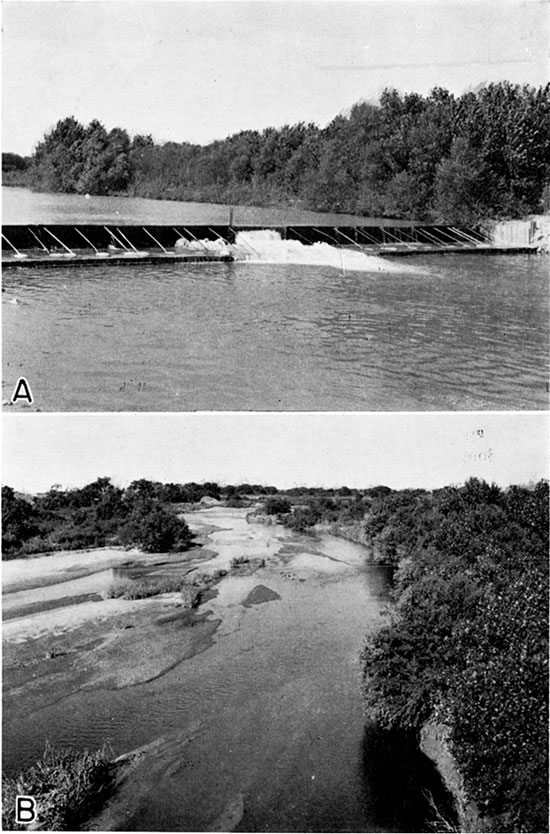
2, 743, 113, 831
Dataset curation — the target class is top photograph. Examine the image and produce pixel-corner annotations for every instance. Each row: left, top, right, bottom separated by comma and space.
2, 0, 549, 413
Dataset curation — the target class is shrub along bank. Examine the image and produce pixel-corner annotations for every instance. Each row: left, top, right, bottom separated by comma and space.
1, 478, 194, 558
1, 478, 284, 560
358, 480, 548, 832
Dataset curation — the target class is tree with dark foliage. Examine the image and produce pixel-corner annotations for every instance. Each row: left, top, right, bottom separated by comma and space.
10, 83, 549, 222
359, 479, 549, 833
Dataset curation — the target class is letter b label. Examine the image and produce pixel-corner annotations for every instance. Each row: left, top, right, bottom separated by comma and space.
16, 796, 36, 824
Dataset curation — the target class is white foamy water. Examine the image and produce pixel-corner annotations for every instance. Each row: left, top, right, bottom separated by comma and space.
233, 229, 404, 272
175, 229, 406, 272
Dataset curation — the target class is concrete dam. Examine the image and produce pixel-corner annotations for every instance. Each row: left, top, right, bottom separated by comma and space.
1, 222, 539, 268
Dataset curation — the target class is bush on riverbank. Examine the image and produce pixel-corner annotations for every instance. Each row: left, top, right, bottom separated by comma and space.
1, 478, 291, 559
1, 479, 194, 558
2, 743, 114, 831
118, 501, 193, 553
359, 479, 549, 833
263, 496, 292, 516
107, 575, 201, 605
230, 556, 265, 574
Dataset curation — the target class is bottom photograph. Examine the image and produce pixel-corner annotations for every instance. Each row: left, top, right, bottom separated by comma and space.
2, 412, 548, 834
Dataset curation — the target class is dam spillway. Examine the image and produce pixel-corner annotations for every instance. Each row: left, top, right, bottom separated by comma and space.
1, 222, 538, 268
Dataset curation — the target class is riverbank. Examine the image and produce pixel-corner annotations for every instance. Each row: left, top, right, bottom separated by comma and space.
357, 480, 549, 833
277, 481, 549, 832
332, 508, 484, 831
419, 720, 487, 833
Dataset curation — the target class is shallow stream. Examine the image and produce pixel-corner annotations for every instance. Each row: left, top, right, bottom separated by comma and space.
3, 509, 452, 831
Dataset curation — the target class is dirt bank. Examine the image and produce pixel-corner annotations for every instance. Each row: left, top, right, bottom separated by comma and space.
419, 720, 511, 833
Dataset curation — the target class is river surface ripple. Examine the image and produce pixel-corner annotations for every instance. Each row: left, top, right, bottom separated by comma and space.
3, 255, 547, 410
3, 510, 409, 831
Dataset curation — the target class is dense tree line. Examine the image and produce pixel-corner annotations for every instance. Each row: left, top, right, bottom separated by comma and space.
5, 82, 549, 222
276, 485, 391, 532
1, 479, 193, 558
1, 479, 281, 559
1, 152, 31, 186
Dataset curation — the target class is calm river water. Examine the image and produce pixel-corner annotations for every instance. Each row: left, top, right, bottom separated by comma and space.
3, 509, 451, 831
3, 188, 547, 410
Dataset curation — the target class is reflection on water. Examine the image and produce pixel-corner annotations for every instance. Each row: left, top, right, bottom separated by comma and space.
2, 186, 399, 227
3, 254, 548, 410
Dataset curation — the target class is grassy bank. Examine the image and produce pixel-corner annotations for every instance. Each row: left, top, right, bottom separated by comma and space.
2, 743, 115, 831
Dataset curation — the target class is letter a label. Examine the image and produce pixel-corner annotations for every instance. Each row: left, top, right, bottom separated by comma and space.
16, 796, 37, 824
11, 377, 33, 404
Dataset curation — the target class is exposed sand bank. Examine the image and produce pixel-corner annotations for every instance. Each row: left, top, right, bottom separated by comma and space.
2, 539, 219, 641
3, 594, 177, 643
2, 527, 277, 714
2, 547, 142, 594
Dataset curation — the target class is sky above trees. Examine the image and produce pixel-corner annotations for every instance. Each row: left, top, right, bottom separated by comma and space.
3, 412, 547, 493
3, 0, 548, 155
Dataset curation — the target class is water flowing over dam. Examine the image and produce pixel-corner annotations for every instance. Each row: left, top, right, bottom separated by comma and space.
3, 191, 547, 411
231, 229, 407, 271
1, 220, 535, 270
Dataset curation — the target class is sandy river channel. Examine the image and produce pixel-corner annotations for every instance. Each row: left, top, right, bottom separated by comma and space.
3, 507, 448, 831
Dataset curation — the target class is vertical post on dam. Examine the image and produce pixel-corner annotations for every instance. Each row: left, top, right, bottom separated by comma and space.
228, 207, 236, 243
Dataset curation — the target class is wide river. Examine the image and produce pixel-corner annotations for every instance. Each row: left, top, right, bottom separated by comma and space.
3, 188, 547, 410
3, 508, 451, 831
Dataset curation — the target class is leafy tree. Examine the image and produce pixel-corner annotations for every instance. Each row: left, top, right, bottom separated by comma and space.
119, 500, 193, 553
433, 137, 486, 223
32, 116, 86, 192
125, 479, 162, 502
263, 496, 291, 515
2, 487, 38, 556
2, 152, 29, 173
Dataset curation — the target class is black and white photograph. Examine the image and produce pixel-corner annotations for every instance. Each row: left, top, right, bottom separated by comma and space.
2, 0, 549, 411
2, 412, 548, 831
2, 0, 549, 832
